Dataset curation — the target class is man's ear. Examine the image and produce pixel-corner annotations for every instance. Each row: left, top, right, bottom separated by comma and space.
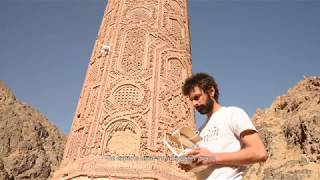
209, 87, 215, 97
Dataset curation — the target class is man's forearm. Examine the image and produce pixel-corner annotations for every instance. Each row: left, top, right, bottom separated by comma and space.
212, 147, 268, 166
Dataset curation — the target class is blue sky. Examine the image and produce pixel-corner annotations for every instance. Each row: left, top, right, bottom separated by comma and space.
0, 0, 319, 134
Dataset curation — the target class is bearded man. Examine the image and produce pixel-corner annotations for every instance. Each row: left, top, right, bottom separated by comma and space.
181, 73, 268, 180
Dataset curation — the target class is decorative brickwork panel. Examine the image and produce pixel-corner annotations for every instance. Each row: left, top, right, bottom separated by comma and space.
113, 84, 144, 106
103, 119, 141, 156
54, 0, 195, 179
121, 28, 146, 74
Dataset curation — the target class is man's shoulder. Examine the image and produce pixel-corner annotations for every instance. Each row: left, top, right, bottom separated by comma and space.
222, 106, 250, 120
223, 106, 246, 113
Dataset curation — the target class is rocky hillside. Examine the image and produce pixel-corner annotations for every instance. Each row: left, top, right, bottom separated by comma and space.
0, 81, 66, 179
245, 76, 320, 180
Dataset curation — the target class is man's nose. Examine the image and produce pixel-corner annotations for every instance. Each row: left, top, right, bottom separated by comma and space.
192, 100, 199, 107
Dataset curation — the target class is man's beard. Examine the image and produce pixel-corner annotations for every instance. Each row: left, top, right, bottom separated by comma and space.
196, 97, 214, 115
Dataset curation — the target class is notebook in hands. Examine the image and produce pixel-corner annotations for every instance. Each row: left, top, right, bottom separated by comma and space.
163, 126, 201, 156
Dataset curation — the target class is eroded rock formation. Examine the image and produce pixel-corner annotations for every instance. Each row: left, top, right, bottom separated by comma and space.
0, 81, 66, 179
245, 76, 320, 180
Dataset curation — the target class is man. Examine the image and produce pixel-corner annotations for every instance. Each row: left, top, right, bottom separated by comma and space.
181, 73, 268, 180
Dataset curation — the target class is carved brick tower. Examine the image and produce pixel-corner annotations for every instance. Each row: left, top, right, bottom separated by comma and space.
54, 0, 195, 179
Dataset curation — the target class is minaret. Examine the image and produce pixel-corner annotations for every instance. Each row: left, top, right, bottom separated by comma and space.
54, 0, 195, 179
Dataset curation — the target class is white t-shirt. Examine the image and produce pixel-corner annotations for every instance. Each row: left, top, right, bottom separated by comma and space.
197, 106, 257, 180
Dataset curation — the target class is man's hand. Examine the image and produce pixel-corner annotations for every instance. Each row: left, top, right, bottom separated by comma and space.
186, 148, 217, 166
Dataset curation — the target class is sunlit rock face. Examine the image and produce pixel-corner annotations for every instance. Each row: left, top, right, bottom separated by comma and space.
0, 81, 66, 179
245, 76, 320, 180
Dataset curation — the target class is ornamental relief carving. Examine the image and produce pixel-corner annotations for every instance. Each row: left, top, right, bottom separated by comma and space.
57, 0, 195, 178
103, 80, 151, 114
108, 27, 150, 77
158, 50, 192, 128
123, 5, 157, 25
110, 26, 160, 79
101, 112, 148, 135
146, 33, 162, 68
112, 84, 144, 106
160, 51, 189, 84
102, 119, 141, 156
85, 86, 100, 118
104, 0, 120, 27
91, 111, 149, 156
170, 18, 184, 46
164, 0, 185, 17
63, 131, 82, 161
167, 57, 186, 81
92, 127, 104, 155
159, 87, 190, 122
120, 28, 146, 74
67, 85, 101, 158
163, 15, 185, 49
162, 0, 188, 49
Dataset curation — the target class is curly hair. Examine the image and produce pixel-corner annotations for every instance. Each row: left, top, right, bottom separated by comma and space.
182, 73, 220, 102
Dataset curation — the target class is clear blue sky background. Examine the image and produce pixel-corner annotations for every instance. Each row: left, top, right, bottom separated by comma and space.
0, 0, 319, 134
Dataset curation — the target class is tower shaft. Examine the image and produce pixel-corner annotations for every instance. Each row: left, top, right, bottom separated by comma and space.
54, 0, 195, 179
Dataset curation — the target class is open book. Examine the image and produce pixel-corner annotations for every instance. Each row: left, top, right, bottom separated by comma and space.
163, 126, 202, 156
163, 127, 209, 173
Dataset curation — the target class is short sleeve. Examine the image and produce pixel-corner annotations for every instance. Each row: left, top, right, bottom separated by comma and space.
230, 107, 257, 138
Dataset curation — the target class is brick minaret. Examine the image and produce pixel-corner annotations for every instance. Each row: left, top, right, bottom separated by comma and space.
54, 0, 195, 179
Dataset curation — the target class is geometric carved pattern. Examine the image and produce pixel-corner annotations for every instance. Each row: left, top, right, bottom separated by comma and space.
121, 28, 146, 74
123, 0, 156, 26
168, 57, 184, 80
161, 89, 189, 120
126, 7, 153, 23
158, 50, 192, 131
170, 18, 183, 43
112, 84, 144, 106
160, 50, 189, 85
164, 0, 184, 16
